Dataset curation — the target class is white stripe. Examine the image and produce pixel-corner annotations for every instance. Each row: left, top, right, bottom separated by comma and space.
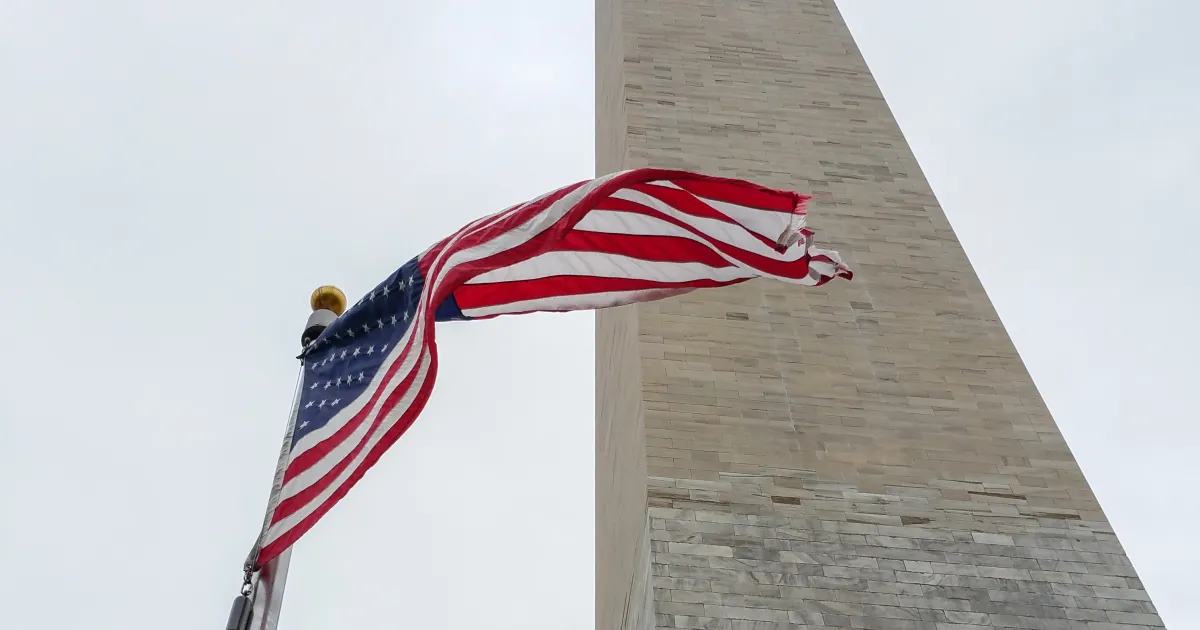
465, 250, 756, 286
460, 288, 700, 317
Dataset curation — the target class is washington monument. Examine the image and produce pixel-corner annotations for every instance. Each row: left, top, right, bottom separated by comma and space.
595, 1, 1165, 629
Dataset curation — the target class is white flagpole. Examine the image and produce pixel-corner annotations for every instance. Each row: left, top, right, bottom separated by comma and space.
227, 286, 347, 630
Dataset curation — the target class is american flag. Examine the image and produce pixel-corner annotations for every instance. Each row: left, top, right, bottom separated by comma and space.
252, 167, 852, 566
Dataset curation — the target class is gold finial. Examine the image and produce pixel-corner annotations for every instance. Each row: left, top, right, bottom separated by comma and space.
310, 285, 347, 316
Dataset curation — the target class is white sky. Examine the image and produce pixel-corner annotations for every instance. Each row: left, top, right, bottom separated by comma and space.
0, 1, 1194, 629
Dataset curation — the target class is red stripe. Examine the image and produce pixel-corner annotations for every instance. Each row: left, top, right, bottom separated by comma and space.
667, 177, 806, 214
552, 229, 735, 267
464, 287, 708, 319
454, 275, 741, 311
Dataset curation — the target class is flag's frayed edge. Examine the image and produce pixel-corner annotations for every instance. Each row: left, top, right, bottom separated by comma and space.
775, 195, 810, 253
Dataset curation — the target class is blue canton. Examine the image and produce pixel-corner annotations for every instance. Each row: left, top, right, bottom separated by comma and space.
291, 256, 466, 448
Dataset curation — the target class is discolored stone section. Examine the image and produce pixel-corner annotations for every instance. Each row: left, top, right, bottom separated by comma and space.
595, 0, 1165, 628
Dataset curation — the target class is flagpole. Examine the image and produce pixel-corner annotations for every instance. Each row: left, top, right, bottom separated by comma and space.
227, 286, 348, 630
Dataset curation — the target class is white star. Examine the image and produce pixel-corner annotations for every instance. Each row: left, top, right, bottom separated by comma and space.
335, 376, 343, 386
331, 398, 341, 406
390, 315, 398, 326
340, 350, 348, 359
318, 399, 327, 408
310, 382, 318, 390
403, 311, 410, 321
299, 420, 309, 428
305, 400, 315, 408
368, 290, 376, 301
362, 324, 371, 333
366, 345, 375, 355
357, 372, 366, 382
333, 332, 342, 340
353, 347, 361, 357
406, 276, 415, 288
381, 343, 388, 352
377, 319, 384, 329
381, 286, 390, 298
324, 380, 332, 389
346, 329, 356, 338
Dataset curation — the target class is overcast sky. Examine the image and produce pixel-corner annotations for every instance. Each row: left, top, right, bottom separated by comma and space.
0, 1, 1194, 629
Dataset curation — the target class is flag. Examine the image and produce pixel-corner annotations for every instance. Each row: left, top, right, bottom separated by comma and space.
252, 167, 852, 566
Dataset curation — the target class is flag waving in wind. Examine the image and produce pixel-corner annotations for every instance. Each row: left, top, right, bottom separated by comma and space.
252, 168, 852, 566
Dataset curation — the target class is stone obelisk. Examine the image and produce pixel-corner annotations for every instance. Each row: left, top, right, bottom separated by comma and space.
595, 1, 1164, 628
